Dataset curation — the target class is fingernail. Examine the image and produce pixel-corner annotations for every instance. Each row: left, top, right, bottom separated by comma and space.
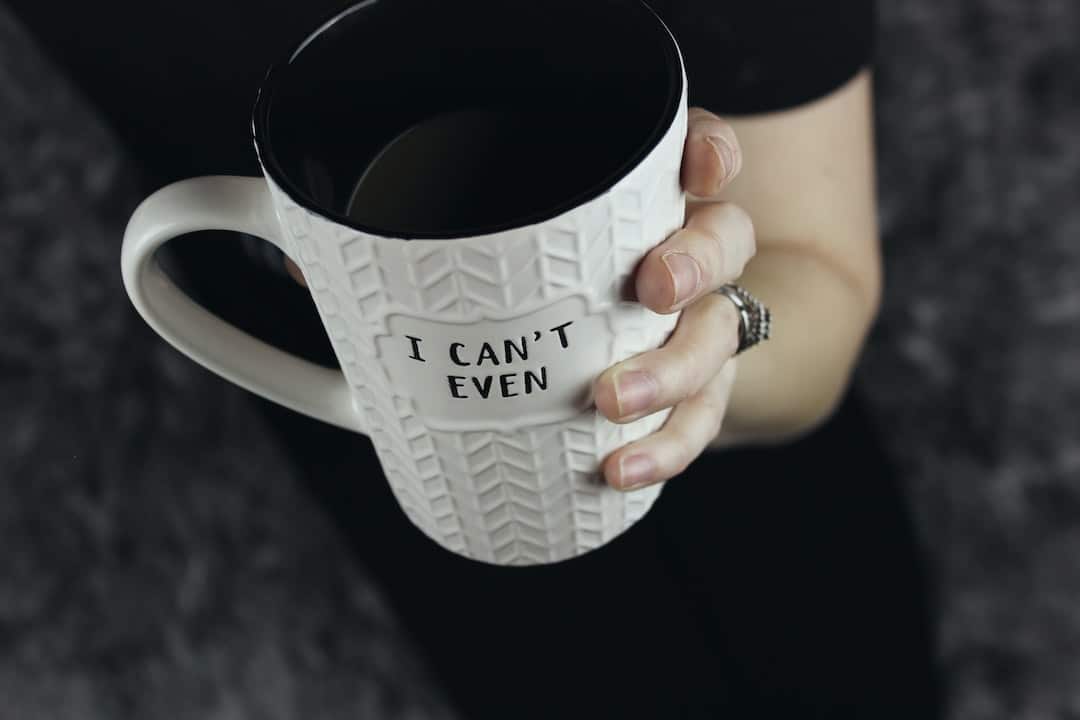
617, 453, 657, 490
705, 134, 738, 185
661, 251, 702, 309
613, 369, 659, 418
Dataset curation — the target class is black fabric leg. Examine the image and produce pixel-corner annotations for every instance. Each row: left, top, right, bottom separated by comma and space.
256, 382, 943, 720
654, 389, 945, 719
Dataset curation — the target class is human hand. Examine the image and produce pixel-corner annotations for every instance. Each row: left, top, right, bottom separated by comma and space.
284, 108, 756, 491
593, 107, 756, 491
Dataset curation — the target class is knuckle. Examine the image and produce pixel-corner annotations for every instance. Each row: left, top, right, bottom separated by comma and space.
691, 111, 734, 139
688, 203, 756, 286
666, 339, 707, 400
689, 106, 722, 123
724, 202, 754, 239
702, 118, 738, 144
718, 204, 755, 272
669, 300, 737, 388
677, 224, 724, 289
652, 349, 683, 403
667, 433, 696, 477
698, 225, 727, 283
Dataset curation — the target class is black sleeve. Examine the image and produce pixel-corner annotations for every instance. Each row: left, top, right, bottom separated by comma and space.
6, 0, 875, 285
648, 0, 876, 115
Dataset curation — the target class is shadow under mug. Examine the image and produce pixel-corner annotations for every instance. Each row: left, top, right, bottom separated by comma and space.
121, 0, 689, 565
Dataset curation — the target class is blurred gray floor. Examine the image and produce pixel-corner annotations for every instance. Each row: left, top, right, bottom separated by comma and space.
864, 3, 1080, 718
2, 2, 1079, 719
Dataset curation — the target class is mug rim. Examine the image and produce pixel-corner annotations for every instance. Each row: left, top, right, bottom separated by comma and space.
251, 0, 685, 241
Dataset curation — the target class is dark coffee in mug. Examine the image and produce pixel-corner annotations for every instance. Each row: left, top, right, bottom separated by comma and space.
344, 107, 638, 235
259, 0, 677, 239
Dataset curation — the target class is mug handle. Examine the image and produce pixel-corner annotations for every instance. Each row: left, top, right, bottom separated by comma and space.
120, 175, 365, 433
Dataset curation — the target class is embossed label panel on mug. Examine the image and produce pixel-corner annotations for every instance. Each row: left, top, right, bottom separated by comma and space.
376, 296, 610, 431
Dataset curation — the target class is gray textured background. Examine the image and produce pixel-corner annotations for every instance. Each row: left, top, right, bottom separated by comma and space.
2, 1, 1079, 718
0, 5, 457, 718
865, 3, 1080, 718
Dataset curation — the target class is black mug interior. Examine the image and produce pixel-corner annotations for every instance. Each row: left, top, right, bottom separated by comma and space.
253, 0, 682, 239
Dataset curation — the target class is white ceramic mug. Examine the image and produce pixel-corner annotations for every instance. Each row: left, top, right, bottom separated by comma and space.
121, 0, 688, 565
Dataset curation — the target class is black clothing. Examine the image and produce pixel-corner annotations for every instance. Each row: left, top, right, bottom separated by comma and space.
9, 1, 942, 717
11, 0, 877, 182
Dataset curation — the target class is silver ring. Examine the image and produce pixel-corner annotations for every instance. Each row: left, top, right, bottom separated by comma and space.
716, 284, 771, 355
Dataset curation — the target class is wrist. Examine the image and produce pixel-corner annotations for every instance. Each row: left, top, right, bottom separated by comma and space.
708, 243, 880, 449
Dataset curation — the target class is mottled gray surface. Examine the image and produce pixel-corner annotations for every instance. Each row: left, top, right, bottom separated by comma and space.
0, 6, 457, 720
2, 0, 1080, 718
863, 2, 1080, 718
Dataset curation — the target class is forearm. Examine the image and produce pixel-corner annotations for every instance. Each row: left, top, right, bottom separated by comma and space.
691, 69, 880, 448
710, 237, 881, 448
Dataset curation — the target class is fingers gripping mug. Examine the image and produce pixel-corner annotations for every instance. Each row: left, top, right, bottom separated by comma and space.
121, 0, 688, 565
